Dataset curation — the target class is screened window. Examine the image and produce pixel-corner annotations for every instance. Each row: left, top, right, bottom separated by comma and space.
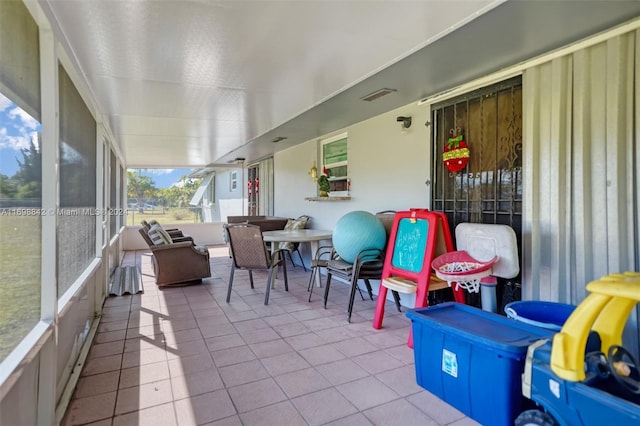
0, 0, 42, 362
321, 133, 349, 195
230, 171, 238, 191
110, 150, 117, 238
57, 64, 97, 297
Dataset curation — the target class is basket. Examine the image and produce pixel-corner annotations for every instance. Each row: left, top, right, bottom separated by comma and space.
431, 250, 498, 293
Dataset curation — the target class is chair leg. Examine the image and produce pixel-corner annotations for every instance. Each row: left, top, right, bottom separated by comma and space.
356, 283, 365, 301
364, 279, 374, 300
283, 250, 295, 268
249, 271, 254, 289
323, 273, 333, 308
307, 267, 317, 302
265, 268, 273, 305
226, 265, 235, 303
392, 290, 402, 312
347, 278, 360, 323
307, 265, 316, 292
281, 257, 289, 292
294, 248, 307, 272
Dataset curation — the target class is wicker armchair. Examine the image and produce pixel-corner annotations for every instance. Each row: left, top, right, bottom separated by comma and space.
140, 220, 192, 243
138, 227, 211, 287
225, 223, 289, 305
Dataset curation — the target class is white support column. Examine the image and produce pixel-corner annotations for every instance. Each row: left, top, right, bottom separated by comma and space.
96, 127, 108, 312
96, 125, 105, 258
38, 25, 59, 426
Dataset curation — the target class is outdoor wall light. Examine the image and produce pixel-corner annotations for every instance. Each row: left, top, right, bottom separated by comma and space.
397, 116, 412, 129
308, 161, 318, 181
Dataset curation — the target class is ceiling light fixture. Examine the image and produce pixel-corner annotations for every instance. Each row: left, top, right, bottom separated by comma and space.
361, 88, 396, 102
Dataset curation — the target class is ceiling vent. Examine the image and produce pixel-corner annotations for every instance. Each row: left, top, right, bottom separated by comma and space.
361, 88, 396, 102
271, 136, 287, 143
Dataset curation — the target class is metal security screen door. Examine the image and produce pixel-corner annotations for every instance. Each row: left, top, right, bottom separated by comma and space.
247, 165, 259, 216
431, 76, 523, 301
247, 157, 274, 216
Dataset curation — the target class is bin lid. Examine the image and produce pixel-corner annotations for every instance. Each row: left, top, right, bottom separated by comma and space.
406, 303, 554, 356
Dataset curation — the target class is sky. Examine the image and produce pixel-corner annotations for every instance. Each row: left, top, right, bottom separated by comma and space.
0, 93, 41, 177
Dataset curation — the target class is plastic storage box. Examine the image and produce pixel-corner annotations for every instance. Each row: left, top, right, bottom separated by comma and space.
406, 302, 554, 426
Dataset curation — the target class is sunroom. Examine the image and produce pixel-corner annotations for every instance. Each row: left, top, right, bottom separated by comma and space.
1, 1, 639, 425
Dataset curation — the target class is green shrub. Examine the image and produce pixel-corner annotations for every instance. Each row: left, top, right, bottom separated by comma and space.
171, 208, 193, 221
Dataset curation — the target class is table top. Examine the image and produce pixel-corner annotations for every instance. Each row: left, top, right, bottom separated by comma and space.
262, 229, 333, 242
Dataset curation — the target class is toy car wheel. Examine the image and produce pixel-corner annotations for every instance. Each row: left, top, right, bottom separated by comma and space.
515, 409, 558, 426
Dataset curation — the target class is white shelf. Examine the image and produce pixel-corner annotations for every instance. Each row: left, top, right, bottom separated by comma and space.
305, 196, 351, 202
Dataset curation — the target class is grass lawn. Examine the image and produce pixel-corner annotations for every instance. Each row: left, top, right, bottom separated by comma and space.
126, 207, 200, 226
0, 216, 41, 362
0, 207, 201, 361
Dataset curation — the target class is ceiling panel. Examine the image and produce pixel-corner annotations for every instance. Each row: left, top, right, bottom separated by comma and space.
44, 0, 504, 166
42, 0, 640, 167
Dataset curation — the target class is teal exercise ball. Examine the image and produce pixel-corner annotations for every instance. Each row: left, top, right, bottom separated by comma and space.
333, 211, 386, 263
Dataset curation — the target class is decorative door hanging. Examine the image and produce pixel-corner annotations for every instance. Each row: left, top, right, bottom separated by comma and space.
443, 128, 470, 173
247, 177, 259, 196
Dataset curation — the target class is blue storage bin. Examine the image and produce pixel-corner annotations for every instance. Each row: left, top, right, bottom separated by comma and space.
504, 300, 576, 331
406, 303, 554, 426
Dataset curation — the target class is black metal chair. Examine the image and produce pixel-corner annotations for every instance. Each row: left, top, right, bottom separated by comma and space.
225, 223, 289, 305
307, 245, 333, 302
323, 247, 390, 322
322, 210, 400, 322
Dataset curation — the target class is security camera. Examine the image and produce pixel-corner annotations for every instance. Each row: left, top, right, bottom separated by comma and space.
396, 116, 412, 129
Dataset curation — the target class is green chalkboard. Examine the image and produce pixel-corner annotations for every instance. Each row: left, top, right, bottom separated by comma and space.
391, 218, 429, 273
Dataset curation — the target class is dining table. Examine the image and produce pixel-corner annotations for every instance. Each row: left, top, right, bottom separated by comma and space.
262, 229, 333, 288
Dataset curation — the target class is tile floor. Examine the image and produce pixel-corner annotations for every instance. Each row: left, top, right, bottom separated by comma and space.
62, 246, 478, 426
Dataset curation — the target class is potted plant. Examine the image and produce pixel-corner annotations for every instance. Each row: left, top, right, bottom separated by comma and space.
317, 174, 330, 197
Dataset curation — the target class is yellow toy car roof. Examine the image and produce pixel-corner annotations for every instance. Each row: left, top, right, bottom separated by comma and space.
551, 272, 640, 382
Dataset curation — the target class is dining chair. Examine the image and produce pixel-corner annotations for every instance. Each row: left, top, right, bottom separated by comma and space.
307, 245, 333, 302
323, 247, 390, 322
279, 215, 310, 271
225, 223, 289, 305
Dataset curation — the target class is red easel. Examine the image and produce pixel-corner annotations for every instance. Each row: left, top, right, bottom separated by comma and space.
372, 209, 465, 347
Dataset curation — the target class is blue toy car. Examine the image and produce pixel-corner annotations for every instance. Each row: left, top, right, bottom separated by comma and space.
516, 272, 640, 425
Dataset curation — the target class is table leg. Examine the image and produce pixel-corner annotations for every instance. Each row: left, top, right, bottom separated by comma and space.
271, 241, 279, 288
